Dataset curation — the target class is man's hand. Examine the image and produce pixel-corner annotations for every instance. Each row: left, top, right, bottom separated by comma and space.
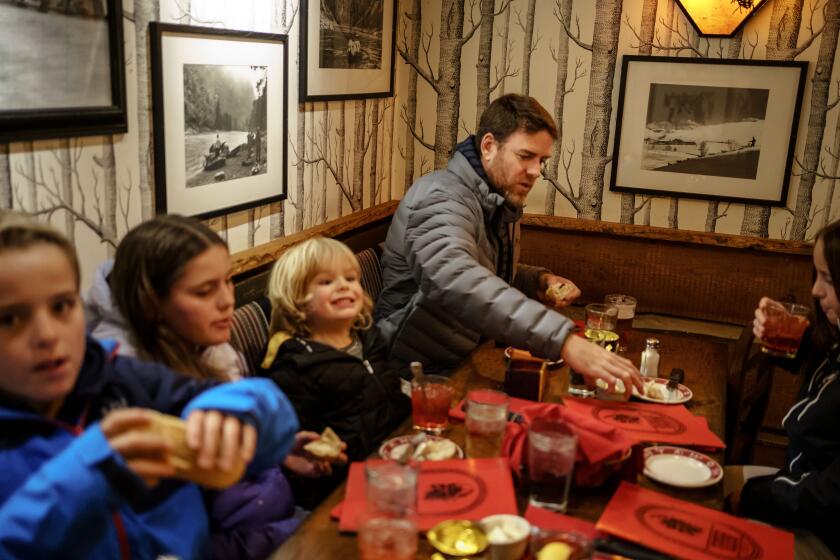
561, 335, 643, 397
539, 274, 581, 308
283, 431, 348, 478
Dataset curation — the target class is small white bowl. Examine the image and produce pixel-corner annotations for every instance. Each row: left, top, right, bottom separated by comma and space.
479, 514, 531, 560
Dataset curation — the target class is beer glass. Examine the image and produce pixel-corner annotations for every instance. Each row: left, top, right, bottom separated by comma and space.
605, 294, 637, 352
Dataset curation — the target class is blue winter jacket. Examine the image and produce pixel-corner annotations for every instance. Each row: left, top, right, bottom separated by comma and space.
0, 337, 299, 560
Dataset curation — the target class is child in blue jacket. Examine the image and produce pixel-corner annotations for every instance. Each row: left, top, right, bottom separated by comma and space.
0, 211, 299, 559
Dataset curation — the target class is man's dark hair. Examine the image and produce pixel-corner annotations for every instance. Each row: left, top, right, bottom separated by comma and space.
476, 94, 558, 145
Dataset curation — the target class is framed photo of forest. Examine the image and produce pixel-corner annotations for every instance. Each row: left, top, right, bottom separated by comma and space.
300, 0, 397, 101
0, 0, 127, 141
610, 56, 807, 206
150, 23, 288, 219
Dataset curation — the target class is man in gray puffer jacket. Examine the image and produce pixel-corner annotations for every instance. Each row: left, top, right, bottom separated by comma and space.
375, 94, 641, 395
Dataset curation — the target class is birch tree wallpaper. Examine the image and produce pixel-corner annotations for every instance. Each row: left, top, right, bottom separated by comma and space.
396, 0, 840, 238
0, 0, 838, 289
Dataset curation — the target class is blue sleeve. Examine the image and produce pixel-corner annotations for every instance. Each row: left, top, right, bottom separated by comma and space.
0, 426, 122, 558
182, 378, 299, 474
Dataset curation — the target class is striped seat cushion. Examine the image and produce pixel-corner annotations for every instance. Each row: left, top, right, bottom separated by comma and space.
230, 299, 271, 375
357, 247, 383, 301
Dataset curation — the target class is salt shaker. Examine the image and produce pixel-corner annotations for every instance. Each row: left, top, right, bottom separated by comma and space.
639, 338, 660, 378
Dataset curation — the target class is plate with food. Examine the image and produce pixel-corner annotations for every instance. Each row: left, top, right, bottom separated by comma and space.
632, 377, 692, 404
379, 434, 463, 462
643, 445, 722, 488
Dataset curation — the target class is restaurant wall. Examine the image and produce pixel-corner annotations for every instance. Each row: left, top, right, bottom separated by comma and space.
394, 0, 840, 241
3, 0, 838, 289
0, 0, 401, 289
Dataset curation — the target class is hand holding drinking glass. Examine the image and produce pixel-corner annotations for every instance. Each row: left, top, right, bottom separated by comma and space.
754, 297, 810, 358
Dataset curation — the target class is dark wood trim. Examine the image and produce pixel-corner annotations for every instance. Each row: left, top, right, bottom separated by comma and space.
231, 200, 399, 276
521, 214, 813, 256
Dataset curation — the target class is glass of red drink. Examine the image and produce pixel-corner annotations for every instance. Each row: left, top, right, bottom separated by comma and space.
761, 302, 810, 358
411, 375, 453, 434
527, 418, 577, 513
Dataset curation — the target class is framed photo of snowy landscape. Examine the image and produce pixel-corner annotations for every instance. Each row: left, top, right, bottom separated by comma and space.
300, 0, 396, 101
0, 0, 126, 141
610, 56, 807, 206
150, 23, 288, 219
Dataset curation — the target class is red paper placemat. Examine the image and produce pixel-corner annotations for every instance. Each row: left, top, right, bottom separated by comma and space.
338, 458, 518, 532
597, 482, 793, 560
525, 505, 603, 540
563, 397, 725, 449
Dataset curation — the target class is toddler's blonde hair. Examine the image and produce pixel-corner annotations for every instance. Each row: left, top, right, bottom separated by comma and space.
267, 237, 373, 337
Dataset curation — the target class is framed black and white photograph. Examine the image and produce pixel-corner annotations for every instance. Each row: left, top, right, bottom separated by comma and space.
0, 0, 126, 141
610, 56, 807, 206
300, 0, 396, 102
150, 23, 288, 219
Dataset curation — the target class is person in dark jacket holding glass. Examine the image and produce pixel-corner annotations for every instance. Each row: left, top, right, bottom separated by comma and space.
731, 219, 840, 557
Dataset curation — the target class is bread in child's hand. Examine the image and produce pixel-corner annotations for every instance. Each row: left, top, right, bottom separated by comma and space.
545, 282, 574, 305
303, 427, 343, 460
139, 411, 247, 489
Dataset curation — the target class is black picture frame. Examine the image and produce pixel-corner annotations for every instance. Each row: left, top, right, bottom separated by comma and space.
0, 0, 127, 142
300, 0, 397, 102
610, 56, 807, 206
150, 23, 288, 220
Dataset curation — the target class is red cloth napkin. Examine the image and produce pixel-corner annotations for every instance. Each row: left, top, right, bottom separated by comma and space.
502, 402, 636, 480
597, 482, 793, 560
563, 397, 725, 449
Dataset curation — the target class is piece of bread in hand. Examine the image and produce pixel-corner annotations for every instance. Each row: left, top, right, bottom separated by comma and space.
303, 426, 343, 460
140, 411, 247, 489
545, 282, 574, 305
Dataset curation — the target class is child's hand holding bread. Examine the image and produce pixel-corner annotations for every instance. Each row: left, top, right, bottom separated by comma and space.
101, 408, 254, 489
284, 427, 348, 478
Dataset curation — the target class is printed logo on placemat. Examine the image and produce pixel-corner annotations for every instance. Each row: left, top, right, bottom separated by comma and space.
417, 468, 487, 517
636, 505, 762, 560
592, 405, 687, 435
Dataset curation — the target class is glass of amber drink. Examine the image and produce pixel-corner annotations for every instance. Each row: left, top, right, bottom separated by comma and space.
761, 302, 810, 358
465, 389, 509, 458
605, 294, 637, 352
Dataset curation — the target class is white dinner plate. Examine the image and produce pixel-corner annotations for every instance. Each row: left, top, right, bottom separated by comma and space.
632, 377, 693, 405
643, 445, 723, 488
379, 434, 463, 461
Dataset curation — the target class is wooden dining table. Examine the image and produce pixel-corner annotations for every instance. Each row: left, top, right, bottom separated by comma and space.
270, 328, 731, 559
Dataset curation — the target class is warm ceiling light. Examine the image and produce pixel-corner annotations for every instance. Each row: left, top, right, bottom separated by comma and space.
675, 0, 770, 37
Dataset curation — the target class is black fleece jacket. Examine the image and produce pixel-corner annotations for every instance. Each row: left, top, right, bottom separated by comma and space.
740, 332, 840, 555
260, 326, 410, 462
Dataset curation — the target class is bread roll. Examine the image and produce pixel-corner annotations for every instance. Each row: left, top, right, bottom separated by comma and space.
303, 426, 343, 460
142, 411, 247, 489
545, 282, 573, 305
